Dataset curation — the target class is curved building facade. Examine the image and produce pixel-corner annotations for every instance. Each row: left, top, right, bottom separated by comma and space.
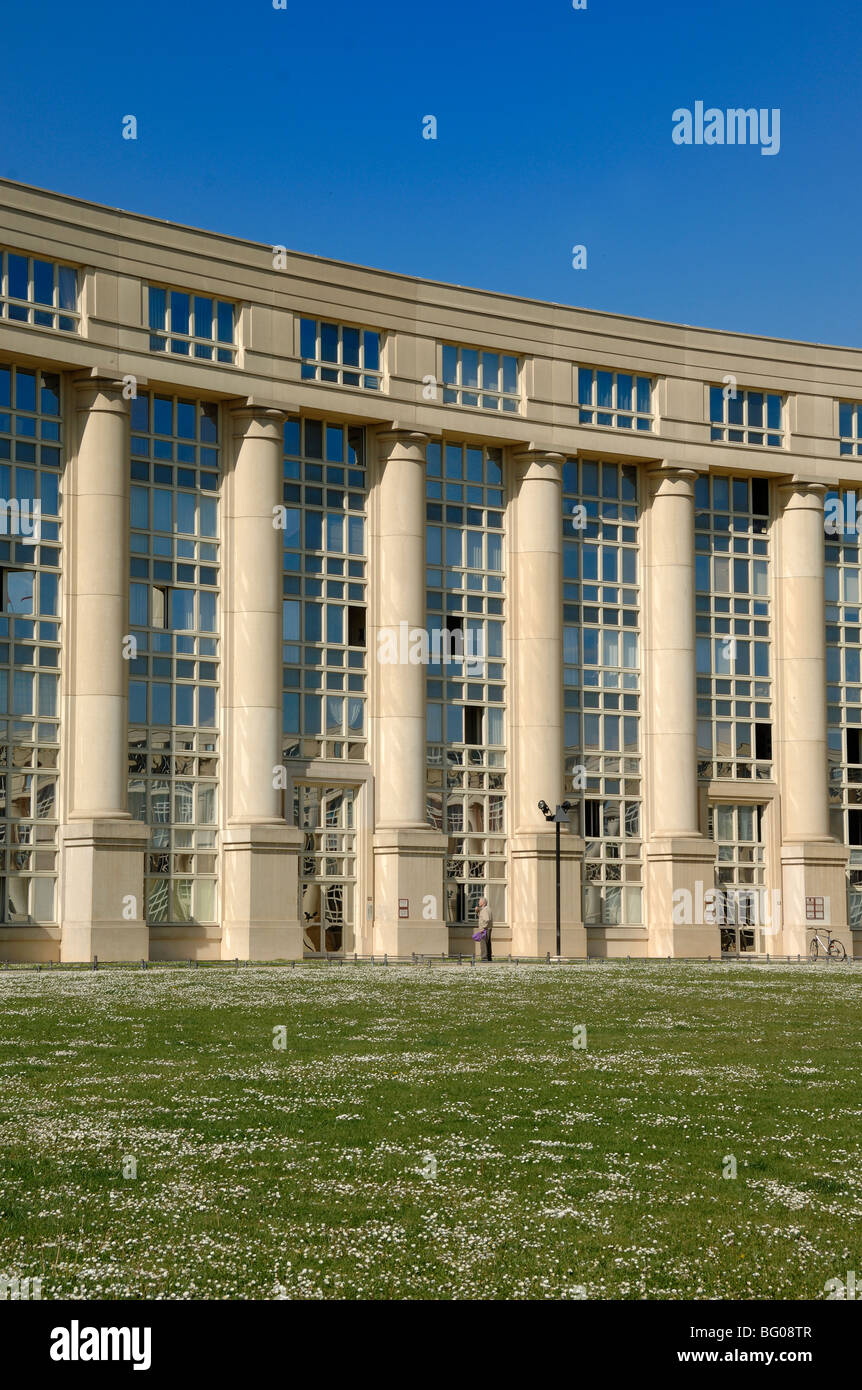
0, 178, 858, 960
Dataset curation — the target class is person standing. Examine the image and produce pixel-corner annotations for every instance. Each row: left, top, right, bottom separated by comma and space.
477, 897, 493, 962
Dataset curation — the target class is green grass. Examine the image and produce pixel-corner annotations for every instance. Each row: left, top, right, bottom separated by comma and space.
0, 960, 860, 1299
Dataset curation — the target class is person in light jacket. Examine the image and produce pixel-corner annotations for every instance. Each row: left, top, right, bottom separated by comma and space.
477, 897, 493, 962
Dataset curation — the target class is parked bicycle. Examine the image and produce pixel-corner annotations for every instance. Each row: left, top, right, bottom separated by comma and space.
808, 928, 847, 962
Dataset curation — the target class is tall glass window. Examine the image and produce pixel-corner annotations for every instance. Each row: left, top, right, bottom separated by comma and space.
695, 475, 772, 780
127, 394, 220, 924
0, 251, 78, 332
562, 459, 642, 926
0, 365, 62, 922
825, 490, 862, 924
281, 418, 367, 762
425, 441, 506, 926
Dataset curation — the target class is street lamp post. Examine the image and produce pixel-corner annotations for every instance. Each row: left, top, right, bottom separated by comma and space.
539, 800, 574, 958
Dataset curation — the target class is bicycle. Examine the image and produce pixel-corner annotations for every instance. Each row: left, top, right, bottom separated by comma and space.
808, 928, 847, 962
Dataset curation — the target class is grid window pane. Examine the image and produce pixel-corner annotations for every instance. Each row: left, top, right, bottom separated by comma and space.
0, 250, 79, 332
825, 490, 862, 922
695, 474, 772, 781
441, 344, 521, 413
281, 420, 367, 763
147, 285, 236, 363
295, 785, 356, 954
709, 386, 784, 447
563, 458, 641, 926
0, 363, 63, 923
838, 400, 862, 457
299, 318, 382, 391
576, 367, 653, 431
426, 440, 507, 927
128, 393, 220, 924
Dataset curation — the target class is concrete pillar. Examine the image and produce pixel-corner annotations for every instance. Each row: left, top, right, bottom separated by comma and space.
371, 428, 446, 954
60, 372, 147, 961
222, 403, 302, 960
644, 464, 717, 956
776, 477, 849, 954
509, 448, 584, 957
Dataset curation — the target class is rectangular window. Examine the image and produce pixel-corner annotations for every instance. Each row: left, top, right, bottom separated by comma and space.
127, 393, 220, 925
441, 345, 521, 413
147, 285, 236, 363
577, 368, 653, 431
695, 474, 772, 780
426, 440, 507, 927
0, 251, 79, 332
281, 418, 367, 762
0, 363, 63, 923
838, 401, 862, 456
299, 318, 381, 390
825, 491, 862, 925
563, 458, 642, 927
709, 386, 784, 447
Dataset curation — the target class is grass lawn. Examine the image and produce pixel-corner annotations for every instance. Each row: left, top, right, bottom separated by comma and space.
0, 960, 860, 1300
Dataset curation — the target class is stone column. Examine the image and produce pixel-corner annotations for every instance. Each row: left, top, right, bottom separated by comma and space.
222, 403, 303, 959
60, 372, 147, 961
509, 448, 584, 957
371, 428, 446, 954
777, 477, 849, 955
644, 465, 717, 956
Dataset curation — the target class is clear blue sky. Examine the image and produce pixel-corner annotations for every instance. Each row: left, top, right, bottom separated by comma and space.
1, 0, 857, 344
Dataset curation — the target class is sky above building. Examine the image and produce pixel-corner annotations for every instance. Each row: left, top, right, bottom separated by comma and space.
0, 0, 856, 344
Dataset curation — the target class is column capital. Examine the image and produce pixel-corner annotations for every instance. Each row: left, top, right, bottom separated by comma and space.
376, 427, 432, 461
71, 369, 139, 412
775, 473, 835, 502
645, 462, 700, 497
228, 397, 290, 434
511, 445, 565, 472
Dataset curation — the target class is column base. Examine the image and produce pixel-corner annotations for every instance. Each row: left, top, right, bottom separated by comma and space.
780, 840, 851, 956
372, 828, 447, 955
509, 831, 586, 958
60, 818, 149, 962
646, 836, 720, 957
222, 822, 304, 960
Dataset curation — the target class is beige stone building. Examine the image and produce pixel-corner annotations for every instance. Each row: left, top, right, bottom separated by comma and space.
0, 177, 859, 962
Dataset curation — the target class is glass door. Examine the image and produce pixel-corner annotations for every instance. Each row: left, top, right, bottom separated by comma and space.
709, 802, 768, 953
294, 784, 357, 955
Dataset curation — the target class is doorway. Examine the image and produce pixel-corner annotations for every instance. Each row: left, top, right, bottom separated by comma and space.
293, 784, 357, 955
709, 802, 769, 953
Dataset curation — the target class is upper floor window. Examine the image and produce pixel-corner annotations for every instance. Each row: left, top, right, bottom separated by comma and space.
577, 368, 653, 431
300, 318, 381, 390
441, 345, 520, 413
838, 402, 862, 456
0, 251, 78, 332
147, 286, 236, 363
709, 386, 783, 447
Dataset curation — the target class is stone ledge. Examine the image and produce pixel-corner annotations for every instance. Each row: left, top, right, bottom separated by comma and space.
61, 818, 149, 849
373, 828, 447, 854
222, 822, 303, 851
646, 836, 718, 864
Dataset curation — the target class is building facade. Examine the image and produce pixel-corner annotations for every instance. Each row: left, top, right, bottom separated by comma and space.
0, 177, 858, 962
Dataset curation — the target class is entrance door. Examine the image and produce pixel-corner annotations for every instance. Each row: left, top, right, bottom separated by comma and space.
709, 802, 768, 953
294, 785, 357, 955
